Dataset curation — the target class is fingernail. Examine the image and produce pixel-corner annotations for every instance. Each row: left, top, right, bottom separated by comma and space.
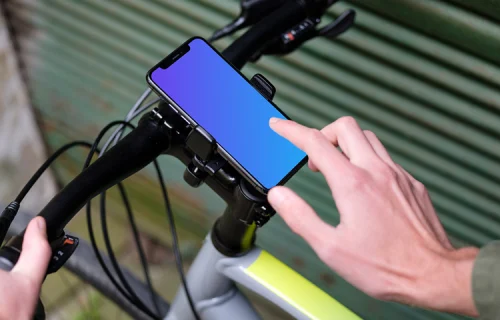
269, 117, 281, 125
268, 187, 286, 207
36, 217, 46, 231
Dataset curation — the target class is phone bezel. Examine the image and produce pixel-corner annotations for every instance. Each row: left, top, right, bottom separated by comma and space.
146, 36, 308, 194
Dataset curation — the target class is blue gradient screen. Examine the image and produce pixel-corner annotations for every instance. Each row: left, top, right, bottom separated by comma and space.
150, 38, 306, 190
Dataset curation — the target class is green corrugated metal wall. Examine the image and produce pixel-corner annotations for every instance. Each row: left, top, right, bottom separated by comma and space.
8, 0, 500, 319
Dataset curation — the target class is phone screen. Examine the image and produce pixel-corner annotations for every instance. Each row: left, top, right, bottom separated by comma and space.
148, 37, 306, 191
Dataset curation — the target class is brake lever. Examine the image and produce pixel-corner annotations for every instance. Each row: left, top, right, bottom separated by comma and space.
318, 9, 356, 39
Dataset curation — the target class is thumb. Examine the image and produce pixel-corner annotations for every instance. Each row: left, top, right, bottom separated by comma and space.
12, 217, 51, 288
268, 186, 335, 249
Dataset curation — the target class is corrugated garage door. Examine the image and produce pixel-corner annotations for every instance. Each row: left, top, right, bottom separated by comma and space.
6, 0, 500, 319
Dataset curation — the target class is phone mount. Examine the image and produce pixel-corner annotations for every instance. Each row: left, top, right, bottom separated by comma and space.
152, 73, 278, 255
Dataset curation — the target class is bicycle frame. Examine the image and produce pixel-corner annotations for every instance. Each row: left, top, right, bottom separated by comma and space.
166, 235, 360, 320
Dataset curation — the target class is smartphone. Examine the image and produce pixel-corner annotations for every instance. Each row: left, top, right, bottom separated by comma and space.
146, 37, 307, 193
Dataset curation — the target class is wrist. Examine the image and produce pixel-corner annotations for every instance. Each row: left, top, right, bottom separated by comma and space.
412, 247, 479, 316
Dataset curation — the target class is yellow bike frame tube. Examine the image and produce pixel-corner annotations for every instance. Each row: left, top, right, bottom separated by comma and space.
244, 250, 362, 320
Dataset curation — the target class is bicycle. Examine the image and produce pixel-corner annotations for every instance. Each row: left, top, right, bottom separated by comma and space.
0, 1, 358, 319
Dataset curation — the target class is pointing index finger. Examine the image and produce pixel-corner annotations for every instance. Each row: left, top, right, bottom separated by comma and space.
269, 118, 353, 184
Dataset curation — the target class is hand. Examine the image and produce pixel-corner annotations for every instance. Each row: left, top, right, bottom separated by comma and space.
0, 217, 51, 320
267, 116, 479, 317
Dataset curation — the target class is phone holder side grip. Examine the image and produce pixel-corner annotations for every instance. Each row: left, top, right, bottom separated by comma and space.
251, 73, 276, 101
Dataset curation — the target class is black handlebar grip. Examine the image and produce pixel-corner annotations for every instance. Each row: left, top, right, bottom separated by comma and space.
40, 114, 170, 242
6, 113, 171, 252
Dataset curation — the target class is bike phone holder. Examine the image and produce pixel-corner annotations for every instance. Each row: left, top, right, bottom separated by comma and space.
163, 73, 278, 255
